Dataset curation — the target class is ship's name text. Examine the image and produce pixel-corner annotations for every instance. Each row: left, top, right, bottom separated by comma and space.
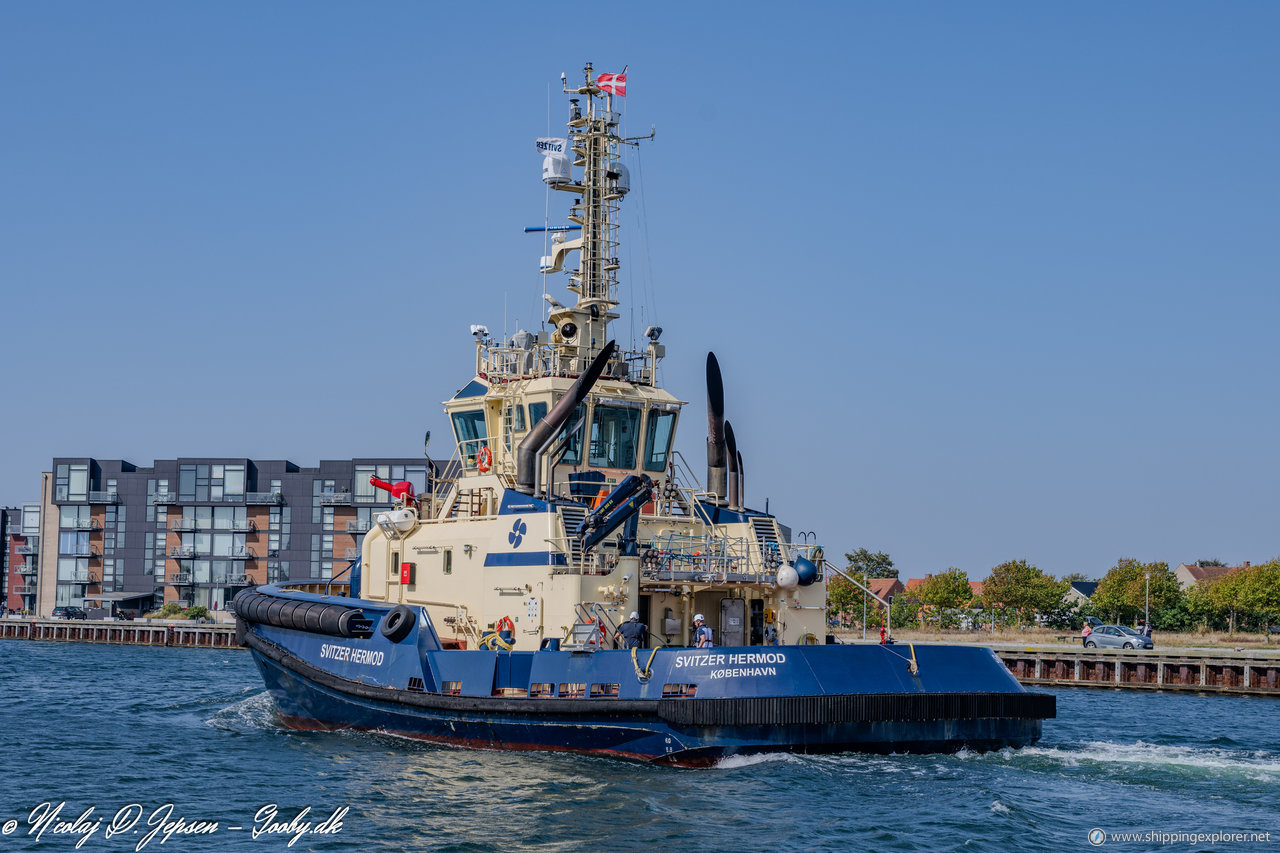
319, 644, 385, 666
673, 652, 785, 671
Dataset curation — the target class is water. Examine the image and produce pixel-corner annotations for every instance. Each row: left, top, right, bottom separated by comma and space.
1, 642, 1277, 852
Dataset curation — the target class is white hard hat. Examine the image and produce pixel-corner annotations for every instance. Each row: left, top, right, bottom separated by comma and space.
694, 613, 704, 622
630, 611, 639, 620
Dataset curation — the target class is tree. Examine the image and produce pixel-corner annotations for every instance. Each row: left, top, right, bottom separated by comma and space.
1195, 559, 1227, 567
845, 548, 896, 579
981, 559, 1068, 626
917, 569, 973, 627
1060, 572, 1092, 585
1091, 558, 1183, 626
826, 571, 867, 626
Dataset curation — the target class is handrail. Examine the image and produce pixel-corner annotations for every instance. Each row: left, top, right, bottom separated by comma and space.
323, 559, 356, 596
822, 559, 894, 639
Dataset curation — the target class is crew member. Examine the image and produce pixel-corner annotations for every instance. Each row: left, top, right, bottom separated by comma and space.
693, 614, 714, 648
615, 611, 647, 649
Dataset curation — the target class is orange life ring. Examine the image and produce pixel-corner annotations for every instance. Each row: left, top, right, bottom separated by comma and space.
476, 446, 493, 473
495, 615, 514, 635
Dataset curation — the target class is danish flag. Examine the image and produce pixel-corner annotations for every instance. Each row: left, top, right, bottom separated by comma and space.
596, 72, 626, 97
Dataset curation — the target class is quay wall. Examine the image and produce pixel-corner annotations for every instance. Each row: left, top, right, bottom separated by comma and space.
995, 648, 1280, 696
3, 623, 1278, 698
0, 618, 240, 649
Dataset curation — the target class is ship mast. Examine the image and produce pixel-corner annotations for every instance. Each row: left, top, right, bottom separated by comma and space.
543, 62, 650, 363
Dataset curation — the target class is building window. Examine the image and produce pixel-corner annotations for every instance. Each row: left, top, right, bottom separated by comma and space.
56, 463, 89, 502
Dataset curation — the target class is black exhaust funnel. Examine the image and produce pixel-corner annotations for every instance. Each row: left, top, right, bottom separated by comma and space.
706, 352, 727, 504
515, 341, 617, 495
725, 420, 740, 510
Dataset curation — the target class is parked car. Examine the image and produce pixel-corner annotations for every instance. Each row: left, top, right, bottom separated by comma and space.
52, 606, 88, 620
1085, 624, 1153, 650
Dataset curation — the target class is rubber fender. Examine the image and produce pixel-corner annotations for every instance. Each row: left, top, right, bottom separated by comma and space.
380, 605, 416, 643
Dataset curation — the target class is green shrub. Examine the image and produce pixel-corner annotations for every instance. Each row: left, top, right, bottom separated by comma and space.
158, 602, 185, 617
183, 605, 210, 620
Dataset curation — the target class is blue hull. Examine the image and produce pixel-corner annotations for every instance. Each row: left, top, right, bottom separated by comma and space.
238, 588, 1053, 766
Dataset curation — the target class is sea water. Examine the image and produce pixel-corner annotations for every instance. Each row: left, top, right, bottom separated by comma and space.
1, 641, 1276, 852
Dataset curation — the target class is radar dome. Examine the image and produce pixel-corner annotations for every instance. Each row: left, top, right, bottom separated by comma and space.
542, 152, 571, 186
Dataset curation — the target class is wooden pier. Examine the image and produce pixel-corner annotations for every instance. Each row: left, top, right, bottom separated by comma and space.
0, 618, 241, 649
996, 647, 1280, 696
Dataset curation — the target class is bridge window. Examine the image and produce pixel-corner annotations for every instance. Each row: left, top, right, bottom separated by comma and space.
451, 410, 488, 467
529, 682, 555, 698
558, 682, 586, 698
558, 404, 586, 465
643, 411, 677, 472
590, 683, 619, 698
589, 406, 640, 469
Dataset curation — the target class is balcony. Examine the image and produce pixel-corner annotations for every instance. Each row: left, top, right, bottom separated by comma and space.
16, 543, 38, 555
16, 561, 37, 574
345, 520, 371, 534
170, 518, 199, 531
344, 548, 360, 560
230, 520, 257, 533
227, 547, 256, 561
168, 572, 192, 585
246, 492, 283, 505
318, 493, 352, 506
218, 574, 250, 586
70, 519, 101, 531
168, 546, 197, 559
65, 546, 100, 558
61, 569, 91, 583
150, 492, 179, 505
88, 491, 119, 504
11, 584, 33, 595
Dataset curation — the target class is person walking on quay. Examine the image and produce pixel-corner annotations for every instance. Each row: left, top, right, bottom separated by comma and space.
615, 611, 647, 649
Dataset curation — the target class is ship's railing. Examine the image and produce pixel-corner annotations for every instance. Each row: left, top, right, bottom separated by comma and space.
480, 341, 659, 387
639, 530, 777, 584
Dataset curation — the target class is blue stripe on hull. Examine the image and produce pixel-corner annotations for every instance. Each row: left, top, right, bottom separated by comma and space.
250, 649, 1044, 766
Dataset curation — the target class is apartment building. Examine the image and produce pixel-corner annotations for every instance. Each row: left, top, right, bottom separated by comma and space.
40, 457, 432, 616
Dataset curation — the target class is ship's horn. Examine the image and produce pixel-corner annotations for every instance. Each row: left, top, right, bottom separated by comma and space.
706, 352, 727, 505
516, 340, 618, 495
725, 420, 740, 511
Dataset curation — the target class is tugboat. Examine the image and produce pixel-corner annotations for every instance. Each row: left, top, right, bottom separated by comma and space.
235, 63, 1054, 766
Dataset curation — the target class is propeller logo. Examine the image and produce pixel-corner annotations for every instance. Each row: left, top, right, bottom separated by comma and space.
508, 518, 527, 548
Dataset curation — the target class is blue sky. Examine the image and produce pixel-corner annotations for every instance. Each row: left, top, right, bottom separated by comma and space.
2, 3, 1276, 581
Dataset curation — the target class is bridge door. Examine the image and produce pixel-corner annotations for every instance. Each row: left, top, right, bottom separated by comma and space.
719, 598, 746, 648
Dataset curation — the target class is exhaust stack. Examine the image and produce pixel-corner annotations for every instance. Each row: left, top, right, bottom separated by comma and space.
515, 341, 617, 495
706, 352, 727, 504
725, 420, 740, 510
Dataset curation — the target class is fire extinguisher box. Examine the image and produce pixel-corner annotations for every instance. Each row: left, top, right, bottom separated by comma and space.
400, 562, 416, 585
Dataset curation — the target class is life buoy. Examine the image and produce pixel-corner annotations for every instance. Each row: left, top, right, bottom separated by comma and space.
495, 615, 515, 635
476, 446, 493, 473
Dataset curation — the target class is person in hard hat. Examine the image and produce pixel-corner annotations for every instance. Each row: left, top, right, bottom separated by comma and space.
693, 614, 714, 648
615, 611, 647, 649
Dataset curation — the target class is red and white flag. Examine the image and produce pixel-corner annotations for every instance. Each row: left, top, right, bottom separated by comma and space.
596, 72, 626, 97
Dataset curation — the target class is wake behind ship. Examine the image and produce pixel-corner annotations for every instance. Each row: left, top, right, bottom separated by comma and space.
235, 63, 1054, 765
